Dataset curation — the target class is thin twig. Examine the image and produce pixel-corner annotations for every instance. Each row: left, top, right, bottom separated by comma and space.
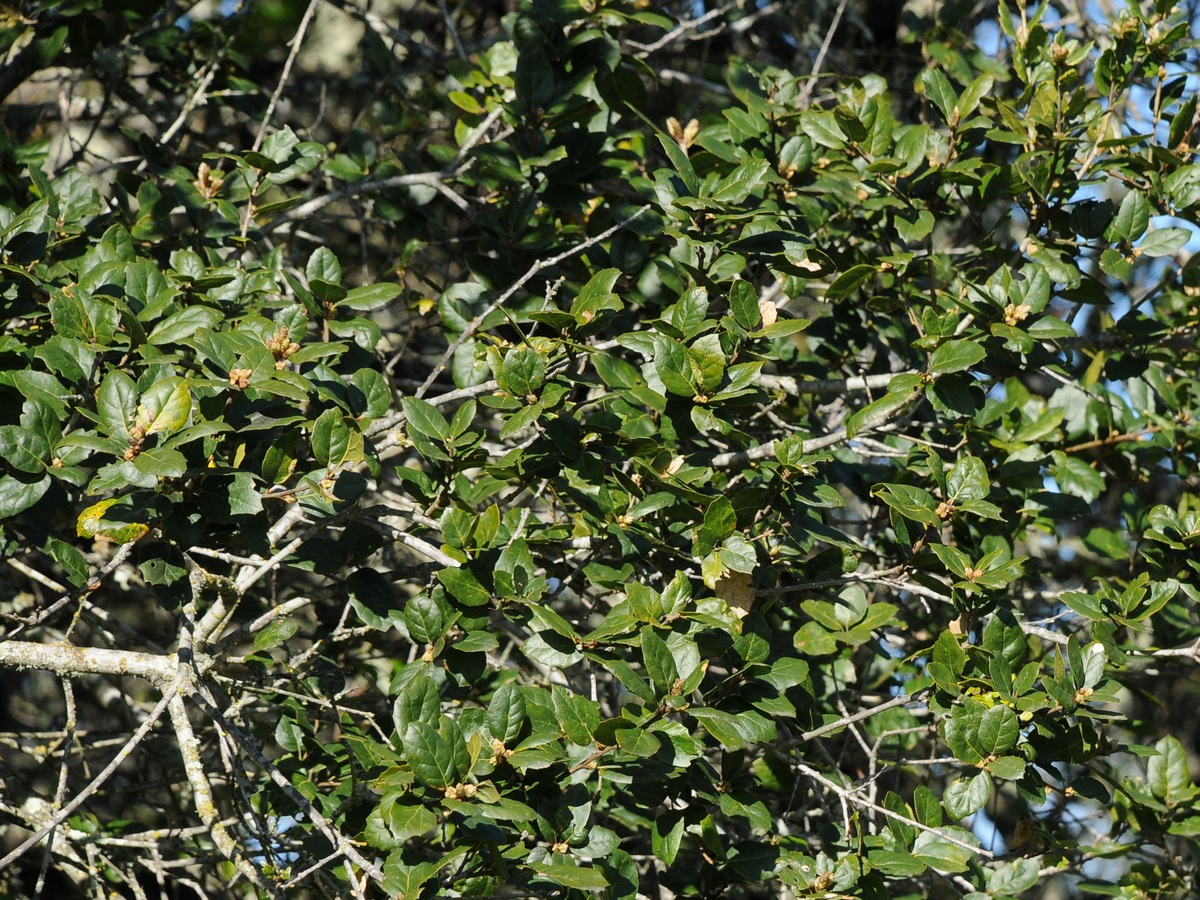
11, 540, 139, 637
0, 678, 178, 872
794, 761, 994, 859
34, 678, 77, 898
265, 170, 468, 231
252, 0, 318, 153
785, 688, 933, 746
798, 0, 849, 109
415, 204, 653, 398
435, 0, 468, 61
234, 533, 306, 596
709, 383, 923, 468
629, 1, 739, 57
186, 689, 386, 887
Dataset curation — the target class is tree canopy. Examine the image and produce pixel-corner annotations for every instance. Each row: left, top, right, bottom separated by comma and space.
3, 1, 1200, 898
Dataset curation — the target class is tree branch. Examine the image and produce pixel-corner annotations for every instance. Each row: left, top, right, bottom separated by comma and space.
414, 204, 654, 398
785, 688, 933, 746
793, 760, 994, 859
710, 384, 922, 468
0, 678, 178, 872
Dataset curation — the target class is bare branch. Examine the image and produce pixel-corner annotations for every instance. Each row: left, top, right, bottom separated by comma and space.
252, 0, 319, 154
0, 640, 175, 684
710, 383, 923, 468
788, 688, 933, 746
758, 372, 910, 397
185, 689, 387, 887
798, 0, 850, 109
169, 690, 281, 896
793, 761, 994, 859
0, 679, 178, 872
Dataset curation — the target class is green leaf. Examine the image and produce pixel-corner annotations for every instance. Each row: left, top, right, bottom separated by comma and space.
1106, 190, 1149, 242
148, 306, 222, 346
403, 396, 451, 441
46, 538, 88, 587
825, 264, 877, 300
552, 685, 600, 744
845, 388, 921, 437
0, 425, 49, 474
613, 726, 661, 757
894, 208, 935, 242
405, 594, 448, 645
486, 682, 526, 744
663, 286, 708, 339
947, 456, 989, 501
653, 334, 694, 397
652, 811, 686, 865
956, 74, 994, 121
311, 408, 354, 467
571, 267, 623, 326
402, 721, 458, 788
523, 631, 583, 668
911, 830, 976, 873
729, 280, 760, 330
395, 674, 441, 733
687, 334, 725, 394
500, 345, 546, 398
929, 339, 986, 375
800, 110, 847, 148
0, 475, 51, 518
438, 567, 491, 607
869, 849, 929, 876
641, 628, 679, 691
1148, 736, 1196, 806
1138, 227, 1190, 257
657, 134, 700, 196
986, 756, 1027, 781
306, 247, 342, 285
341, 283, 401, 311
494, 538, 539, 600
133, 447, 188, 478
253, 618, 298, 652
872, 483, 940, 526
918, 67, 957, 122
626, 582, 666, 622
98, 370, 138, 441
529, 863, 609, 891
689, 708, 747, 750
380, 799, 438, 842
974, 704, 1019, 755
987, 858, 1040, 894
1050, 451, 1105, 502
944, 771, 993, 819
710, 158, 770, 204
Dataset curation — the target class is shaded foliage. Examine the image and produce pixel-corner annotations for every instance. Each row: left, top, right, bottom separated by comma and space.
3, 1, 1200, 899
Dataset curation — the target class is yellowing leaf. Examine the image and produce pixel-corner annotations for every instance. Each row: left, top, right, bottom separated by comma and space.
715, 569, 755, 618
77, 498, 149, 542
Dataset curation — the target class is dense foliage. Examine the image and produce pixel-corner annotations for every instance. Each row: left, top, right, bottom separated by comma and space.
3, 1, 1200, 898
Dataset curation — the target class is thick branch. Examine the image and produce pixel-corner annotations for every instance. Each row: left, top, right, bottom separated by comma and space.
0, 640, 174, 685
